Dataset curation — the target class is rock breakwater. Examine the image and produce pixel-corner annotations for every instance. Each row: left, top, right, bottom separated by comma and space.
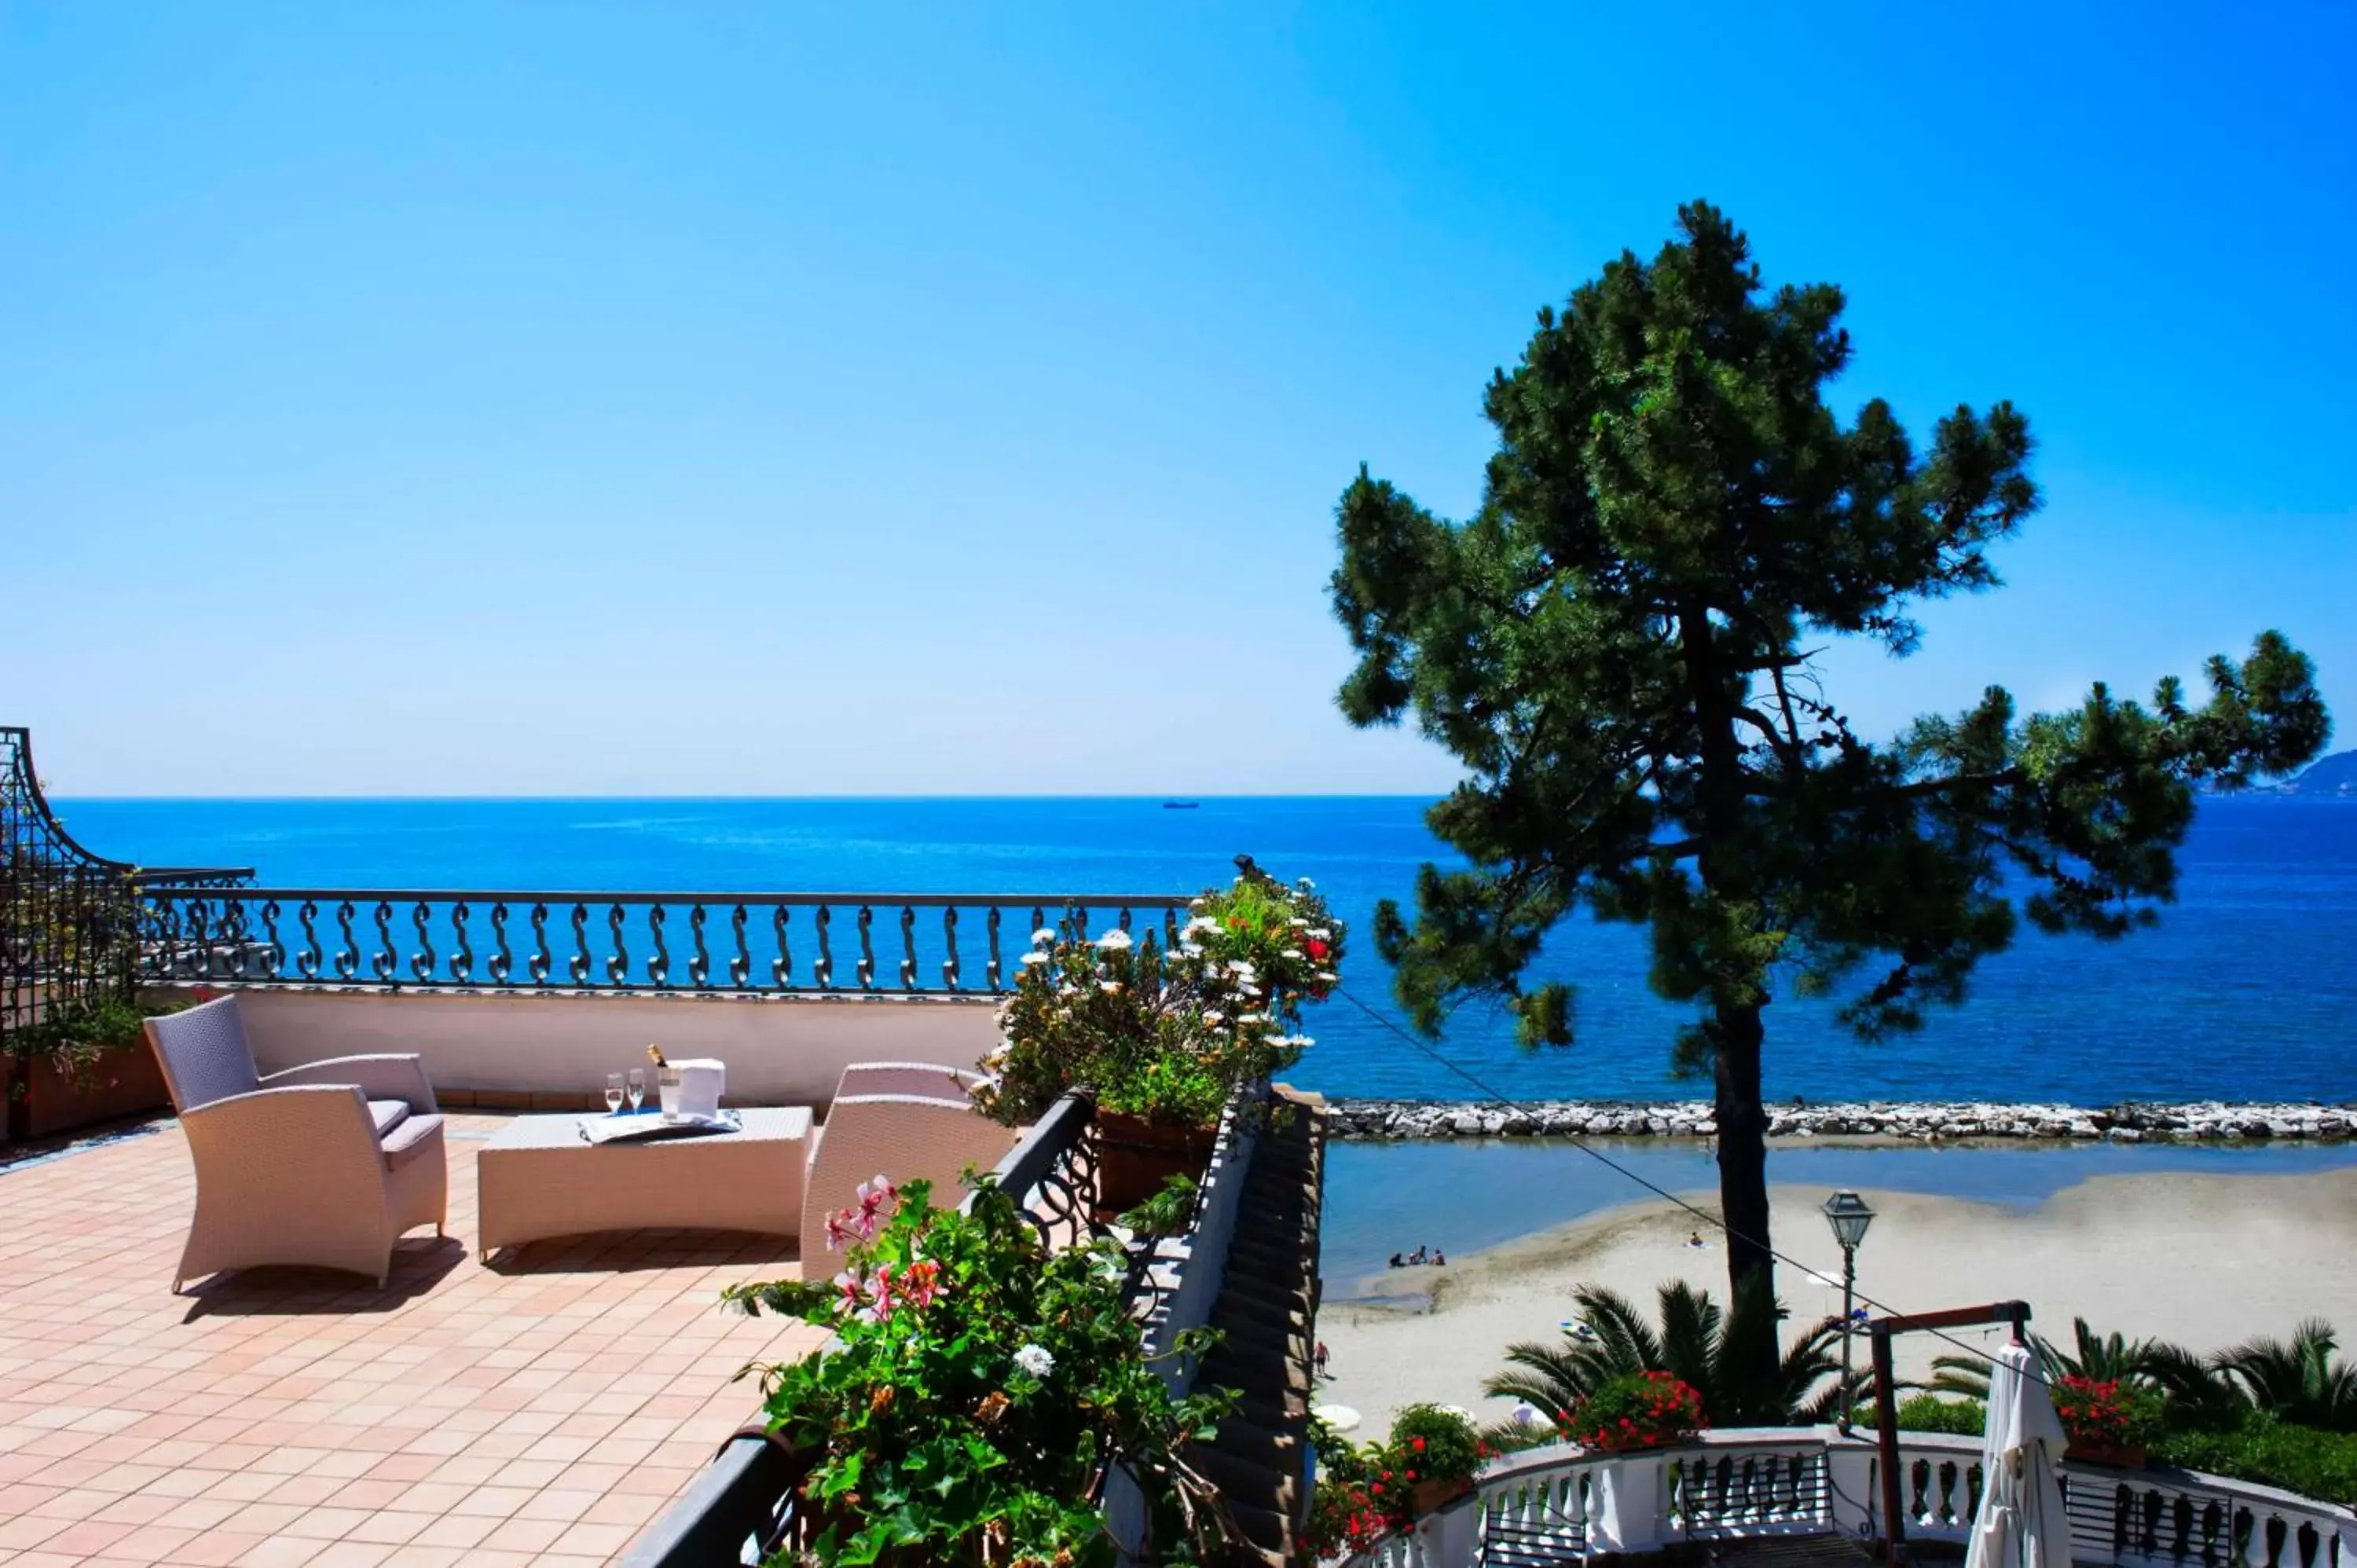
1325, 1099, 2357, 1143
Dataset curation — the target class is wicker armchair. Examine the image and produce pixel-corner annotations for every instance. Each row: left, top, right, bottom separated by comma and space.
800, 1061, 1016, 1251
144, 995, 448, 1291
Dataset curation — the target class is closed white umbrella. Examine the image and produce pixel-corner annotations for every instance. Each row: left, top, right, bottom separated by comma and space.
1965, 1343, 2073, 1568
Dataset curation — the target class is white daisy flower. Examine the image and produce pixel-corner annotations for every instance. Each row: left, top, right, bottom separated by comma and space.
1094, 929, 1133, 951
1314, 970, 1338, 983
1307, 928, 1331, 941
1203, 1010, 1225, 1024
1021, 951, 1051, 967
1296, 877, 1315, 892
1098, 980, 1122, 995
1032, 927, 1058, 945
1013, 1343, 1056, 1379
1282, 948, 1305, 962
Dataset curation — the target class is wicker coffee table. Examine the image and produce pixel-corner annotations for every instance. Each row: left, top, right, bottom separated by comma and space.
475, 1106, 812, 1259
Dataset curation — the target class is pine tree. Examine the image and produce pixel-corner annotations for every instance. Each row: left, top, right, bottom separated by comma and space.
1329, 202, 2328, 1380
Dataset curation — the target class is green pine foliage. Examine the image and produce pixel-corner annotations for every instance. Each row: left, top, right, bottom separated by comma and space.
1327, 201, 2330, 1366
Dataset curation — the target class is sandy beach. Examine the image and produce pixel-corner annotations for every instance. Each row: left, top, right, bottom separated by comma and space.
1314, 1165, 2357, 1435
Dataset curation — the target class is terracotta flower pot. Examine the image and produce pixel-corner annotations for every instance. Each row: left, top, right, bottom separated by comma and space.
1411, 1475, 1474, 1515
1093, 1111, 1219, 1216
2069, 1443, 2147, 1469
5, 1042, 171, 1142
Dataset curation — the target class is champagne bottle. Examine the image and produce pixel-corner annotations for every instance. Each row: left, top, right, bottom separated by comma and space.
647, 1042, 669, 1068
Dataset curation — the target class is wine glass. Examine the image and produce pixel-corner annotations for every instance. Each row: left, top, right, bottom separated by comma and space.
626, 1068, 646, 1113
605, 1073, 625, 1116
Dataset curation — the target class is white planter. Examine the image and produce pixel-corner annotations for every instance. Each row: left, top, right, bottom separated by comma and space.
1591, 1455, 1665, 1553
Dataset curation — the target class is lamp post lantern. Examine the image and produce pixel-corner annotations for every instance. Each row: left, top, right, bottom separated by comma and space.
1822, 1190, 1875, 1433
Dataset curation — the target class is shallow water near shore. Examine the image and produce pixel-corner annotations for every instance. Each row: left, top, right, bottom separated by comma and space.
1321, 1138, 2357, 1299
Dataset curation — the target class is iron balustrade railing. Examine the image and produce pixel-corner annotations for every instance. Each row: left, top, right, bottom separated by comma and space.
137, 887, 1191, 998
4, 727, 245, 1049
621, 1089, 1113, 1567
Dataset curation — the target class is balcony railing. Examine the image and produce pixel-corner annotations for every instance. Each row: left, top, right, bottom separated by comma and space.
1351, 1429, 2355, 1568
621, 1089, 1111, 1566
137, 887, 1191, 997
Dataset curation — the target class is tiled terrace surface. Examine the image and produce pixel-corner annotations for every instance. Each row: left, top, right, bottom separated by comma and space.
0, 1114, 827, 1567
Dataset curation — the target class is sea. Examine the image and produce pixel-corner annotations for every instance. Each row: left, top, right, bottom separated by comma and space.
57, 793, 2357, 1284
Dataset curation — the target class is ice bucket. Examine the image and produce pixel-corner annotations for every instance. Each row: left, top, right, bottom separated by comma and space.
672, 1058, 725, 1120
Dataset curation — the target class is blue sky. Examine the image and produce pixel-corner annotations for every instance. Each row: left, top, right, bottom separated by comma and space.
7, 2, 2352, 796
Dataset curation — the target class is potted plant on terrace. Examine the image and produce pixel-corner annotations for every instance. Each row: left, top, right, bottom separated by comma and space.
2055, 1376, 2163, 1467
1565, 1371, 1707, 1552
724, 1175, 1237, 1566
5, 991, 192, 1142
973, 866, 1343, 1213
1391, 1403, 1483, 1514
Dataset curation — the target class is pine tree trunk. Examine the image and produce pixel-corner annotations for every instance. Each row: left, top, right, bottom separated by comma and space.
1712, 998, 1779, 1384
1678, 597, 1783, 1390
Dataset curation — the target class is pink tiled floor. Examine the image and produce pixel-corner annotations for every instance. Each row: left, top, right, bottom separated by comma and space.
0, 1115, 827, 1566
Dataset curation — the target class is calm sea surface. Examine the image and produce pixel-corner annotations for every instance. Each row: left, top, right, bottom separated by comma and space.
57, 794, 2357, 1106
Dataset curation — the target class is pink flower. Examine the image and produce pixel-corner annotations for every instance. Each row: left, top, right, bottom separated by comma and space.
824, 1210, 857, 1251
861, 1265, 898, 1324
832, 1270, 863, 1311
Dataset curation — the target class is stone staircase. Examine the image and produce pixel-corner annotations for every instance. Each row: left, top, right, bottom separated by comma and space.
1188, 1087, 1325, 1567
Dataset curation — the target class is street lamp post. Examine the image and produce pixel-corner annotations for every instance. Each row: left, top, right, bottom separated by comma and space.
1822, 1190, 1875, 1434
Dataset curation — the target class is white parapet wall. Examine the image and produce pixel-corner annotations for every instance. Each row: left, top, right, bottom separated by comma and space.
208, 987, 1003, 1111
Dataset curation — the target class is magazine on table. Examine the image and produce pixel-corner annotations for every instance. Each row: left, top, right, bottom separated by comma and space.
578, 1109, 742, 1145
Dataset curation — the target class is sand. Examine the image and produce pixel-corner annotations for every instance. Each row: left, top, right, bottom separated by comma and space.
1313, 1165, 2357, 1434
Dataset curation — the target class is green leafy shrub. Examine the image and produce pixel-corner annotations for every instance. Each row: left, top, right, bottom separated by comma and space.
724, 1176, 1237, 1566
4, 993, 190, 1092
1847, 1394, 1989, 1435
2153, 1414, 2357, 1508
974, 868, 1344, 1130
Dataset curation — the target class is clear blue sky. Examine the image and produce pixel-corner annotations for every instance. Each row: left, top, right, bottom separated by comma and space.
7, 2, 2351, 796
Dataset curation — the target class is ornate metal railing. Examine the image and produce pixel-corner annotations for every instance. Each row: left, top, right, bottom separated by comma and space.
3, 727, 247, 1047
621, 1090, 1112, 1567
137, 887, 1189, 997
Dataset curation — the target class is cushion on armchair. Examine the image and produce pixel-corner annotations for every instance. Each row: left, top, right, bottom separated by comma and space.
379, 1115, 445, 1170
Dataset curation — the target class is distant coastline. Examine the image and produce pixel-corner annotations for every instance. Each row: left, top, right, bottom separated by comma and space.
1326, 1097, 2357, 1143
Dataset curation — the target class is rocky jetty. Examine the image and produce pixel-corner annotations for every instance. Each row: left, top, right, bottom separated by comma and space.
1325, 1098, 2357, 1144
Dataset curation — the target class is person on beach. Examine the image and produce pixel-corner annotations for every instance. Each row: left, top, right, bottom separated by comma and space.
1389, 1252, 1404, 1269
1409, 1245, 1428, 1265
1433, 1248, 1446, 1266
1314, 1340, 1330, 1378
1687, 1230, 1705, 1248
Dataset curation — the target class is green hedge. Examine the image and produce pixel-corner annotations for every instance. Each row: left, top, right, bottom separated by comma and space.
2152, 1416, 2357, 1508
1846, 1395, 1988, 1435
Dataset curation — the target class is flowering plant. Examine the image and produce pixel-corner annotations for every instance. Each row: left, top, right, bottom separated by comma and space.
2054, 1376, 2163, 1456
973, 866, 1344, 1130
1387, 1403, 1482, 1492
1563, 1371, 1707, 1451
725, 1176, 1237, 1567
1306, 1405, 1486, 1556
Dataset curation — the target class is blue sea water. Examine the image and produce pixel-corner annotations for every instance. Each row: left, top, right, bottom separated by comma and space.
51, 793, 2357, 1107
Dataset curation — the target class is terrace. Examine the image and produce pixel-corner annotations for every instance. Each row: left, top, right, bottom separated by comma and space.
2, 727, 1323, 1566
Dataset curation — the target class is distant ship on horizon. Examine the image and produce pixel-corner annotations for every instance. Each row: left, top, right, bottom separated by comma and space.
1162, 800, 1200, 810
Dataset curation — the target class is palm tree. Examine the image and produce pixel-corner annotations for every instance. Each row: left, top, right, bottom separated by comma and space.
1932, 1318, 2217, 1397
1483, 1280, 1846, 1431
2212, 1320, 2357, 1433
